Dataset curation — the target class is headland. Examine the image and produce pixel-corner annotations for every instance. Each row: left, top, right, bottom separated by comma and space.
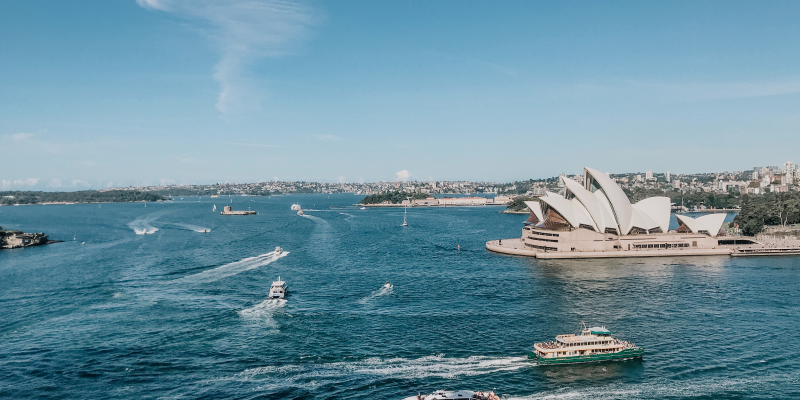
487, 166, 800, 259
1, 226, 62, 250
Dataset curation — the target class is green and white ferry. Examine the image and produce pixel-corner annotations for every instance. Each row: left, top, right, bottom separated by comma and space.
528, 323, 643, 365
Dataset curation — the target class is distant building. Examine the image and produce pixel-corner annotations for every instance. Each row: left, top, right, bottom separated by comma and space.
439, 196, 489, 206
751, 171, 759, 180
645, 170, 654, 180
665, 171, 671, 182
673, 180, 681, 189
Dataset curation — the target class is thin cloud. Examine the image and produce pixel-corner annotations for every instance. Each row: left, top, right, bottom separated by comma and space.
4, 132, 35, 141
137, 0, 321, 113
316, 134, 341, 142
1, 178, 39, 189
224, 141, 282, 148
626, 76, 800, 100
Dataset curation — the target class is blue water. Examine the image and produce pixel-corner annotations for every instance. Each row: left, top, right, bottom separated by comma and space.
1, 195, 798, 399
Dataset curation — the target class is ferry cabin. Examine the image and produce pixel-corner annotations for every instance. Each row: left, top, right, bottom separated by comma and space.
533, 329, 624, 359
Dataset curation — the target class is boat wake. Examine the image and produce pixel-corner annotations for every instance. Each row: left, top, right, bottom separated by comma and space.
239, 298, 287, 327
127, 213, 161, 235
171, 223, 211, 233
231, 355, 531, 391
178, 250, 289, 284
358, 285, 393, 304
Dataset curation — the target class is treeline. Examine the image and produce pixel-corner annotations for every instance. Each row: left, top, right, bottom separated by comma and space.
0, 190, 166, 205
625, 188, 740, 209
506, 196, 538, 212
360, 191, 429, 205
734, 193, 800, 236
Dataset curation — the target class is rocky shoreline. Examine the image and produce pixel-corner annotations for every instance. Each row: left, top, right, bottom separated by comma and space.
0, 227, 62, 250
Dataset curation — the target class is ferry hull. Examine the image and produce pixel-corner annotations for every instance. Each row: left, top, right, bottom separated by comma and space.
528, 348, 643, 365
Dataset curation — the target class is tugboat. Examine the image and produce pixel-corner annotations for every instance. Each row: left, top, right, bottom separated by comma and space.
529, 322, 643, 364
269, 277, 288, 299
402, 390, 499, 400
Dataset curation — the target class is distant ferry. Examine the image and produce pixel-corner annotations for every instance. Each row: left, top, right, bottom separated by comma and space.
529, 323, 643, 364
220, 205, 256, 215
403, 390, 499, 400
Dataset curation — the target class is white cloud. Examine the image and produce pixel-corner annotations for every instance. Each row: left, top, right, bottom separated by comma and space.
1, 178, 40, 189
4, 132, 34, 141
160, 178, 177, 186
395, 170, 411, 182
137, 0, 320, 113
626, 76, 800, 100
224, 141, 281, 148
316, 134, 341, 142
71, 180, 91, 188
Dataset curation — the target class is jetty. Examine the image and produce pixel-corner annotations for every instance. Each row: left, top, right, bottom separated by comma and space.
220, 205, 256, 215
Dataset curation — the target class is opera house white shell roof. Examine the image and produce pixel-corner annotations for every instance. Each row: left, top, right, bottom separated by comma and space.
527, 167, 674, 236
675, 214, 727, 237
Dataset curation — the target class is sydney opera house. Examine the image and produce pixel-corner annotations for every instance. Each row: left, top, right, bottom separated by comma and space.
487, 167, 735, 259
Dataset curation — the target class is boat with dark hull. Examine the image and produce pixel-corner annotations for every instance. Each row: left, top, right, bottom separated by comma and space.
529, 323, 643, 365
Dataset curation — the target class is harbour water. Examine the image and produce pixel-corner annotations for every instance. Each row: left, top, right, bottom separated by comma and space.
1, 194, 798, 399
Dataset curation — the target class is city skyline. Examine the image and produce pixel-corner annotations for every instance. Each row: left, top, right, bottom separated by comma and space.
3, 1, 800, 189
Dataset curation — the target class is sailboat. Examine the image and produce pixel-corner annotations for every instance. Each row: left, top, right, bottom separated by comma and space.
402, 204, 408, 226
213, 204, 217, 212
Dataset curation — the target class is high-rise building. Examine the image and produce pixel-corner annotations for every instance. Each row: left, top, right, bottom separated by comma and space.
665, 171, 671, 182
645, 170, 654, 180
785, 161, 794, 176
752, 171, 759, 180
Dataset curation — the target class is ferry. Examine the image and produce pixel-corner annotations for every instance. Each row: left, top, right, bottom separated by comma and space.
403, 390, 500, 400
529, 323, 643, 364
269, 277, 288, 299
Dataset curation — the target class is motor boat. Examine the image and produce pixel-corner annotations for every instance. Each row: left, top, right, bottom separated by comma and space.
275, 246, 283, 255
297, 210, 304, 216
383, 282, 393, 289
403, 390, 500, 400
360, 206, 366, 210
269, 277, 288, 299
291, 203, 301, 211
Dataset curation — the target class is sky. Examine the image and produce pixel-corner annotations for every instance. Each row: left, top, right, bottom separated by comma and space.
2, 0, 800, 190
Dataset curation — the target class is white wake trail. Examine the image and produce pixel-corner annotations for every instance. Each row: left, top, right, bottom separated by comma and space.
233, 354, 532, 388
178, 250, 289, 284
358, 285, 393, 304
127, 214, 161, 235
239, 298, 287, 327
171, 223, 211, 233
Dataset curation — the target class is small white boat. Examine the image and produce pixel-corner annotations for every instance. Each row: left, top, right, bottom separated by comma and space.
269, 277, 288, 299
213, 204, 217, 212
403, 390, 499, 400
275, 246, 283, 255
291, 203, 302, 211
297, 210, 304, 216
383, 282, 393, 289
360, 206, 366, 210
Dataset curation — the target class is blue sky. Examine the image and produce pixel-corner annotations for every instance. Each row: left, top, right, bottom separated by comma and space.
2, 0, 799, 190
